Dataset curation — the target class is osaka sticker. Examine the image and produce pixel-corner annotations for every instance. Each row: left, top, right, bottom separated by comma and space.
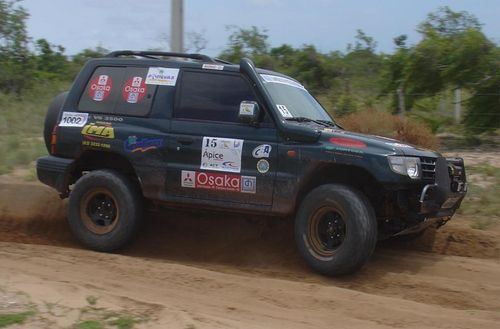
122, 77, 147, 104
201, 137, 244, 173
124, 136, 163, 153
181, 171, 256, 194
257, 159, 270, 174
59, 112, 89, 127
145, 67, 179, 86
88, 74, 113, 102
252, 144, 272, 158
277, 104, 293, 118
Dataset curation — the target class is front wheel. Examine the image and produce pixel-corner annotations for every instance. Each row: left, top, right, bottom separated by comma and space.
68, 170, 142, 251
295, 184, 377, 276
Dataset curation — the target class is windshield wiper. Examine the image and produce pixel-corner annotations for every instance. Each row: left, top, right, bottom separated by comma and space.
285, 117, 333, 128
317, 120, 343, 129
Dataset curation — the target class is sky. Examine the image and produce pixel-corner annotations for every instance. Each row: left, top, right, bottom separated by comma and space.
21, 0, 500, 56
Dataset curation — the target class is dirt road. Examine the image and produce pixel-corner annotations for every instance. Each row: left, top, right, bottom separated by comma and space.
0, 182, 499, 328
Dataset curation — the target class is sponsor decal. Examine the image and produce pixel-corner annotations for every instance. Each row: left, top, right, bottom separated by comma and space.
201, 137, 244, 173
124, 136, 163, 153
325, 145, 363, 158
59, 112, 89, 127
252, 144, 272, 158
81, 123, 115, 139
122, 76, 147, 103
145, 67, 179, 86
181, 171, 256, 193
239, 101, 256, 116
256, 159, 270, 174
82, 140, 111, 149
202, 63, 224, 70
92, 115, 124, 122
88, 74, 113, 102
260, 74, 305, 90
329, 137, 366, 148
276, 104, 293, 118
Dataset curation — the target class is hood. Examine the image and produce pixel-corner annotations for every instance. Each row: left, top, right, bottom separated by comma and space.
319, 128, 440, 158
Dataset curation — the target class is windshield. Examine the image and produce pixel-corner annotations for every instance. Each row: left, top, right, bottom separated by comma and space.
260, 74, 333, 121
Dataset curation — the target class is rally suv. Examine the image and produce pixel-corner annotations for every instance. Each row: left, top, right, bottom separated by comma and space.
36, 51, 467, 276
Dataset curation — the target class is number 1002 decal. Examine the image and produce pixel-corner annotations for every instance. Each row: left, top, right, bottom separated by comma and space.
59, 112, 89, 127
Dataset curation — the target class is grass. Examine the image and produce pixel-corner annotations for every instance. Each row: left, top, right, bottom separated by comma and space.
0, 81, 67, 175
76, 320, 105, 329
458, 163, 500, 229
0, 311, 35, 328
108, 317, 139, 329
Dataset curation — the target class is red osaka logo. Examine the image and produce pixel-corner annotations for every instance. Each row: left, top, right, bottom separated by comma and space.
122, 77, 147, 104
88, 75, 113, 102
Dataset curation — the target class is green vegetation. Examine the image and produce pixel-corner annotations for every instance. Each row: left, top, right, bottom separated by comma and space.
76, 320, 105, 329
0, 311, 34, 328
108, 317, 139, 329
458, 163, 500, 229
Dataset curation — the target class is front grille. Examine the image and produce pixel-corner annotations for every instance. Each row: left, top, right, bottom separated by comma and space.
420, 157, 436, 183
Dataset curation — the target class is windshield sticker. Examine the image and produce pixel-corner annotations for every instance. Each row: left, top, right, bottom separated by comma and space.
277, 104, 293, 118
59, 112, 89, 127
202, 64, 224, 70
89, 75, 112, 102
252, 144, 272, 158
145, 67, 179, 86
181, 171, 256, 193
260, 74, 305, 90
201, 137, 244, 173
122, 77, 147, 103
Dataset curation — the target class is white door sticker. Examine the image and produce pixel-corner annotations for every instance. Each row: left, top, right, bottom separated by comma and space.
59, 112, 89, 127
145, 67, 179, 86
252, 144, 272, 158
201, 137, 244, 173
277, 104, 293, 118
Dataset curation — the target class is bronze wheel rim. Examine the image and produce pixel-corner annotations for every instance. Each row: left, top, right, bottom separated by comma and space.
80, 188, 119, 235
307, 206, 347, 258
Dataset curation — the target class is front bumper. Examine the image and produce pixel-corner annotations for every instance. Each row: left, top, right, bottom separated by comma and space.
418, 157, 467, 219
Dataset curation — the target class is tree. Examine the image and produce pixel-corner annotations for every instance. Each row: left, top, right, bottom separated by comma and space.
34, 38, 68, 79
0, 0, 34, 94
219, 26, 271, 66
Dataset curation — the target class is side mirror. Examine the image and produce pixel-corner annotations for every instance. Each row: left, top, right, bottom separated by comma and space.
238, 101, 260, 126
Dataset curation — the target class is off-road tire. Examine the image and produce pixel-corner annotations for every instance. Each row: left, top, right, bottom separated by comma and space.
295, 184, 377, 276
68, 170, 142, 251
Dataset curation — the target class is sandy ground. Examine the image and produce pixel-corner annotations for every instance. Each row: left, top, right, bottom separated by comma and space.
0, 179, 499, 329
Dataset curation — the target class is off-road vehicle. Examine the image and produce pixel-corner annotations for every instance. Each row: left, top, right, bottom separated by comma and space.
37, 51, 467, 276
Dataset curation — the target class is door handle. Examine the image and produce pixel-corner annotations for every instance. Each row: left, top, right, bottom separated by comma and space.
177, 137, 194, 145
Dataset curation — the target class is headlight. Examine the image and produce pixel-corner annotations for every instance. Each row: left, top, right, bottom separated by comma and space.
388, 156, 421, 179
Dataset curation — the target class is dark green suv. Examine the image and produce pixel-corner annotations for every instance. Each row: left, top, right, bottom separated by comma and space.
36, 51, 467, 276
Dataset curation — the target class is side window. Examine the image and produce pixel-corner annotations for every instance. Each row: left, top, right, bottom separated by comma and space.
174, 71, 256, 123
78, 66, 157, 117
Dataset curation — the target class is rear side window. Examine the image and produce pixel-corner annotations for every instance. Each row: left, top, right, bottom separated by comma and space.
78, 66, 157, 117
174, 71, 256, 123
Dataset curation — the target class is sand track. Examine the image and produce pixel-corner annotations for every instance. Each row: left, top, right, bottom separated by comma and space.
0, 182, 499, 328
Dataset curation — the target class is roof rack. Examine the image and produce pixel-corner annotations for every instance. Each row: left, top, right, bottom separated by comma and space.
105, 50, 216, 63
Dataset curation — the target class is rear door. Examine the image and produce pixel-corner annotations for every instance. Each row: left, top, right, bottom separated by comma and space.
165, 69, 278, 206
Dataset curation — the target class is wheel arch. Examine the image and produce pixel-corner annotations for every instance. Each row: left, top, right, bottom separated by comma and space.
71, 151, 143, 194
295, 163, 384, 216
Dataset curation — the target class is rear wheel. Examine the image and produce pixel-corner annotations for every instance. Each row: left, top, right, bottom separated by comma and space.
68, 170, 142, 251
295, 184, 377, 276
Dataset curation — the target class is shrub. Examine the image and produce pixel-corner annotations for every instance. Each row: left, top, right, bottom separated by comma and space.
337, 109, 440, 150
